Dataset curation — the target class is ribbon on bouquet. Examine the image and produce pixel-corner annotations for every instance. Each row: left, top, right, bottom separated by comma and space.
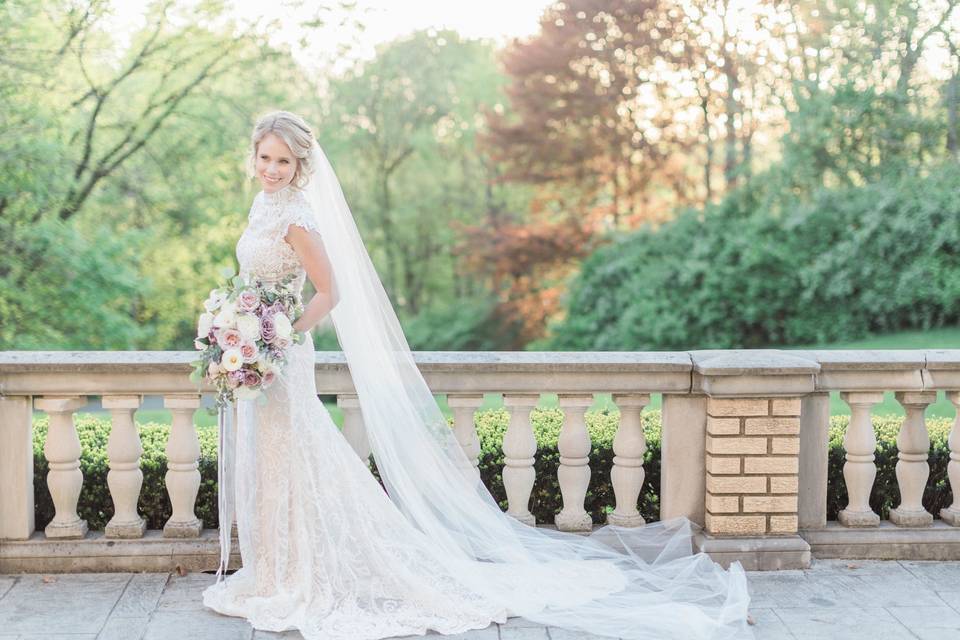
215, 398, 237, 583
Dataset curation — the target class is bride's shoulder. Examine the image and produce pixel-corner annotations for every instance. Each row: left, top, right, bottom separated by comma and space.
284, 190, 321, 235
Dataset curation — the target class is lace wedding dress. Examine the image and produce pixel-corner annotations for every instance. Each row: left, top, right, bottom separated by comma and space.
202, 182, 753, 640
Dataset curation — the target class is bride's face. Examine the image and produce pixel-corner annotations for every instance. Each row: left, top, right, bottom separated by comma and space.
255, 133, 296, 192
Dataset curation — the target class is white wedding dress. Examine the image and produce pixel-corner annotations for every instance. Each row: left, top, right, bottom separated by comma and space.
202, 182, 753, 640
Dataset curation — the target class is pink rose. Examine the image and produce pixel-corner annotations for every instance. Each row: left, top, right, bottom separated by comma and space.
243, 370, 262, 387
240, 341, 259, 363
237, 290, 261, 314
261, 369, 276, 387
260, 316, 277, 342
217, 328, 243, 348
274, 336, 291, 350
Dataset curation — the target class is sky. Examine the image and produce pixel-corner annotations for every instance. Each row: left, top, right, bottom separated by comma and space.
107, 0, 549, 72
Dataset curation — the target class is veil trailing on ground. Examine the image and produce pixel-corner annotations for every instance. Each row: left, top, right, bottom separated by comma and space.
290, 139, 753, 639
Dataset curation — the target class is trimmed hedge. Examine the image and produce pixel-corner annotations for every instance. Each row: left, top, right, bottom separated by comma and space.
32, 410, 955, 531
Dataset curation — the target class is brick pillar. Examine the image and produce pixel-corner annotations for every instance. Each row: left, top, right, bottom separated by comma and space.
704, 396, 800, 536
690, 349, 817, 570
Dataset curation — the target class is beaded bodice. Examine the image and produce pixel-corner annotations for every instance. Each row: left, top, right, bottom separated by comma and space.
236, 184, 322, 293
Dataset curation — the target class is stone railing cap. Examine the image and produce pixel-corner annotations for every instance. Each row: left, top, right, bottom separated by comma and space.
787, 349, 927, 370
0, 350, 692, 374
926, 350, 960, 370
691, 349, 820, 376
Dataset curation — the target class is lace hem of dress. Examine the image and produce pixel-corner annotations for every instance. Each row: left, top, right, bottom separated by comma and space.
202, 578, 509, 640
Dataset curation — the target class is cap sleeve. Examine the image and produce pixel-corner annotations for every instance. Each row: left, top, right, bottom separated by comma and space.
284, 197, 322, 237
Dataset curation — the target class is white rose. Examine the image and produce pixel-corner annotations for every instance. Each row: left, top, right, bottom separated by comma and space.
221, 348, 243, 372
203, 289, 227, 313
213, 303, 237, 328
197, 312, 214, 338
236, 313, 261, 341
272, 312, 292, 340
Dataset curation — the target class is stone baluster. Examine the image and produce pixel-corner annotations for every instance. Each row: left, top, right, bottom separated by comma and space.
162, 394, 203, 537
837, 392, 882, 527
502, 393, 539, 526
35, 396, 88, 539
941, 391, 960, 526
448, 393, 483, 477
889, 391, 937, 526
608, 393, 649, 527
338, 394, 371, 461
103, 395, 146, 538
555, 394, 594, 532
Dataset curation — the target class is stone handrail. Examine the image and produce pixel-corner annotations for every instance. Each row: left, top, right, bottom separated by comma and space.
1, 348, 958, 572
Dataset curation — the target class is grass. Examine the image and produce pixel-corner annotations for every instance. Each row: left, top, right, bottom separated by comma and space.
781, 326, 959, 419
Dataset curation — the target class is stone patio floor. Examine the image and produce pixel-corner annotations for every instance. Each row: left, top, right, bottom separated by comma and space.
2, 559, 960, 639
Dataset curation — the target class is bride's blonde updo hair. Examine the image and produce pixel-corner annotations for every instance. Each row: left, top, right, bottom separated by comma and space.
247, 110, 316, 189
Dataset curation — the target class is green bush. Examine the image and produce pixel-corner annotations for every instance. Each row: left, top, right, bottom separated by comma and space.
32, 410, 954, 530
546, 162, 960, 350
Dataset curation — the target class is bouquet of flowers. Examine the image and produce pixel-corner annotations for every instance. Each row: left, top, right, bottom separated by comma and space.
190, 268, 305, 409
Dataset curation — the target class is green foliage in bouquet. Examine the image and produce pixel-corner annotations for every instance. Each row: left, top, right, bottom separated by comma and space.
32, 410, 956, 531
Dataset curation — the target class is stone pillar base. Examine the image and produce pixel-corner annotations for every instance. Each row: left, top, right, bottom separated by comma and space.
164, 518, 203, 538
889, 507, 933, 527
105, 517, 147, 539
941, 507, 960, 527
695, 533, 811, 571
45, 518, 88, 540
607, 513, 645, 527
838, 508, 880, 527
555, 512, 592, 532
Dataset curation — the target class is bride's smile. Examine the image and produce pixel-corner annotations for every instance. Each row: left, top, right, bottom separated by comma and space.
255, 132, 296, 192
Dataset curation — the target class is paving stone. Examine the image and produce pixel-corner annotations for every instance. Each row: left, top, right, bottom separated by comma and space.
18, 635, 98, 639
899, 560, 960, 590
772, 606, 914, 640
548, 628, 618, 640
886, 604, 960, 640
98, 614, 150, 640
156, 573, 216, 611
394, 625, 498, 639
253, 629, 305, 639
500, 616, 545, 628
0, 577, 15, 600
0, 573, 130, 635
749, 609, 797, 640
111, 573, 168, 618
499, 626, 549, 639
142, 609, 253, 640
935, 590, 960, 614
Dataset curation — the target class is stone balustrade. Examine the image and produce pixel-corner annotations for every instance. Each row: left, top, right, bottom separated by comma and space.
0, 349, 958, 573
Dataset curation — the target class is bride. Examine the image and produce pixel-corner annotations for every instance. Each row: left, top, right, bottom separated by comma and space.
201, 110, 753, 640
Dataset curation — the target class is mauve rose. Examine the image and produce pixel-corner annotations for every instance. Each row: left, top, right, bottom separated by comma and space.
262, 369, 276, 386
269, 301, 286, 315
207, 328, 218, 344
260, 316, 277, 342
227, 369, 244, 388
243, 370, 262, 387
259, 302, 271, 315
237, 290, 260, 314
218, 328, 243, 348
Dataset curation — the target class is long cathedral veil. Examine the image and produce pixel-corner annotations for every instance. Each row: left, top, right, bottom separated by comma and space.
298, 139, 753, 639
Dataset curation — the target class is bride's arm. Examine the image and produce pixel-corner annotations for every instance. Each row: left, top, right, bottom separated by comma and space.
284, 225, 340, 333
